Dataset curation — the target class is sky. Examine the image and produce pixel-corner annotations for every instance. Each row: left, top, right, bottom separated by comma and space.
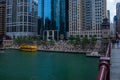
107, 0, 120, 22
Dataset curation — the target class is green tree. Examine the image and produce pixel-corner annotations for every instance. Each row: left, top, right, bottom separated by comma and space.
82, 36, 89, 49
74, 35, 81, 46
90, 36, 97, 49
68, 35, 74, 44
15, 36, 25, 45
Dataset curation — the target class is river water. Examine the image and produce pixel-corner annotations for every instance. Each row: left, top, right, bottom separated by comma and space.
0, 50, 99, 80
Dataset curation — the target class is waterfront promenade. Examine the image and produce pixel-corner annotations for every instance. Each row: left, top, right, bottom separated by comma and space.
10, 41, 102, 56
110, 40, 120, 80
9, 41, 91, 53
1, 40, 101, 57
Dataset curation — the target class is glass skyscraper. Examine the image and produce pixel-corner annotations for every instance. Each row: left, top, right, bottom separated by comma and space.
6, 0, 38, 38
40, 0, 67, 39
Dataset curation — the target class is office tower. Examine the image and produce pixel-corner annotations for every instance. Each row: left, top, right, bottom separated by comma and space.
0, 1, 6, 35
113, 16, 117, 34
38, 17, 42, 35
116, 3, 120, 34
69, 0, 107, 39
107, 10, 110, 23
40, 0, 67, 40
6, 0, 38, 38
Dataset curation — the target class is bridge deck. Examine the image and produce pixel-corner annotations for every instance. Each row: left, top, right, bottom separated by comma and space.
110, 42, 120, 80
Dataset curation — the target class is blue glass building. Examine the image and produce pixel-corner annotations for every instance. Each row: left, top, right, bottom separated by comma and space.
40, 0, 67, 40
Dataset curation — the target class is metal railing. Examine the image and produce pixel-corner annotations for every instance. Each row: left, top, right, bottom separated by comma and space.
97, 43, 110, 80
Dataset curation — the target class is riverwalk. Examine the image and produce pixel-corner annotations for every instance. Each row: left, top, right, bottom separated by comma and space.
1, 41, 102, 57
8, 44, 91, 54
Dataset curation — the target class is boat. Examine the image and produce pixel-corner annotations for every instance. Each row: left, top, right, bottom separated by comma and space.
20, 45, 37, 52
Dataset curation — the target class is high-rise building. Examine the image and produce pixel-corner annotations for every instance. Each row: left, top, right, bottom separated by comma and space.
0, 1, 6, 35
113, 16, 117, 34
116, 3, 120, 34
107, 10, 110, 23
6, 0, 38, 38
69, 0, 107, 39
40, 0, 68, 40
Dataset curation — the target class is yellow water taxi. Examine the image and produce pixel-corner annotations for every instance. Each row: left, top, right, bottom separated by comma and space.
20, 45, 37, 52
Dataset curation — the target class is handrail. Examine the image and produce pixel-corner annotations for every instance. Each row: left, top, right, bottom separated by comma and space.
105, 43, 110, 57
97, 42, 110, 80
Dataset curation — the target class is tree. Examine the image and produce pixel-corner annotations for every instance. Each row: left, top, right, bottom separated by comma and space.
82, 36, 89, 49
90, 36, 97, 49
74, 35, 81, 46
68, 35, 74, 44
14, 36, 26, 45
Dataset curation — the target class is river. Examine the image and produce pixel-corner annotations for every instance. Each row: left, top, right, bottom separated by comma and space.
0, 50, 99, 80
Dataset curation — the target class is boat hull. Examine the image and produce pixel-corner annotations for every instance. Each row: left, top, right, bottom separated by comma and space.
20, 45, 37, 52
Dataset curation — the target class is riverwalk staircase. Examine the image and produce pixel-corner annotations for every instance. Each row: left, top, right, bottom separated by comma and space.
87, 40, 102, 57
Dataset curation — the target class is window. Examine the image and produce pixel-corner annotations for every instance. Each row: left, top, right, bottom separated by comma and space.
24, 26, 27, 32
20, 25, 23, 32
24, 6, 27, 12
20, 6, 23, 12
20, 16, 23, 22
24, 16, 27, 22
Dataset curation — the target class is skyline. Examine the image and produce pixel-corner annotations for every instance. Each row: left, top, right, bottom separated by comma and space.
107, 0, 120, 22
38, 0, 120, 22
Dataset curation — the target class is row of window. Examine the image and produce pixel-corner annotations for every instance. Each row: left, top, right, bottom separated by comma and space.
70, 34, 102, 38
6, 15, 34, 22
7, 0, 34, 5
6, 26, 36, 32
7, 6, 35, 14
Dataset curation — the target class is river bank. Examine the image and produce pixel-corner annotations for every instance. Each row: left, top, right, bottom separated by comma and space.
1, 41, 102, 57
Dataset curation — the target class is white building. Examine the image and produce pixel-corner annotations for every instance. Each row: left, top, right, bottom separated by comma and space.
68, 0, 107, 39
6, 0, 38, 39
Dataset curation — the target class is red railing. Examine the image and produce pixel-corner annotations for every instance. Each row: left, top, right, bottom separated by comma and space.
97, 43, 110, 80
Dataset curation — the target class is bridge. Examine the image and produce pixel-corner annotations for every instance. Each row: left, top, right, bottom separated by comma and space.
97, 38, 120, 80
110, 40, 120, 80
97, 42, 110, 80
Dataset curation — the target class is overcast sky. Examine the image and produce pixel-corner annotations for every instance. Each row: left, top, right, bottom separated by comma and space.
107, 0, 120, 22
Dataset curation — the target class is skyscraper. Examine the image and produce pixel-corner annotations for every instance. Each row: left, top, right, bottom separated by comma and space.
69, 0, 107, 39
0, 1, 6, 35
40, 0, 67, 40
6, 0, 38, 38
116, 3, 120, 34
107, 10, 110, 23
113, 16, 117, 34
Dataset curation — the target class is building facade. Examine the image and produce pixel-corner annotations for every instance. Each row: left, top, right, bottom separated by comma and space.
40, 0, 68, 40
6, 0, 38, 38
113, 16, 117, 34
0, 1, 6, 35
107, 10, 110, 23
116, 3, 120, 34
69, 0, 107, 39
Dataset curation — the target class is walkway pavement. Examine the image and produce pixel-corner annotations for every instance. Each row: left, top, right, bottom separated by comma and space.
110, 41, 120, 80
